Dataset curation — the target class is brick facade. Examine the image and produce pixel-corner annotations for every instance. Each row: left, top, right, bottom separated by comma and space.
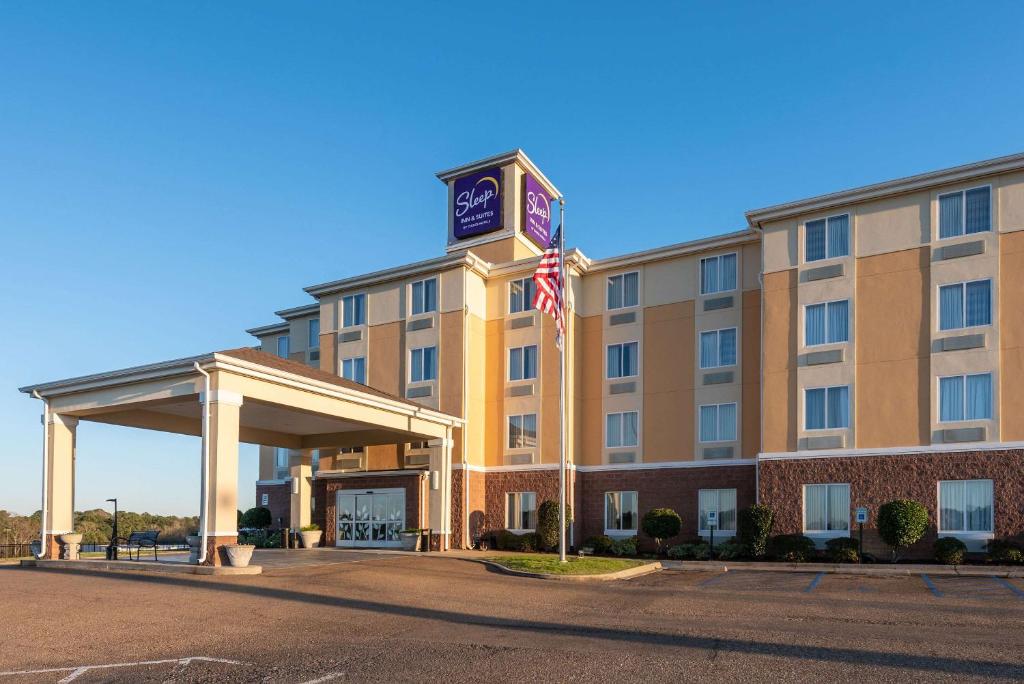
312, 472, 426, 547
255, 482, 291, 530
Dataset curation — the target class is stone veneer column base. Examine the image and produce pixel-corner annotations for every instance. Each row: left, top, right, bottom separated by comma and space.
202, 535, 239, 567
42, 533, 62, 560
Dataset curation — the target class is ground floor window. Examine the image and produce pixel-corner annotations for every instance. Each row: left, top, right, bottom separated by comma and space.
506, 492, 537, 531
939, 479, 993, 533
605, 491, 638, 534
803, 483, 849, 534
698, 488, 737, 534
336, 489, 404, 547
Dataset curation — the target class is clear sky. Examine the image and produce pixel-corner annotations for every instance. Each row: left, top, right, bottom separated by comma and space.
2, 2, 1023, 516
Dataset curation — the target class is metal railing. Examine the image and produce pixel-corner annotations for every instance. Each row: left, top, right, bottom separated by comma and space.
0, 543, 33, 559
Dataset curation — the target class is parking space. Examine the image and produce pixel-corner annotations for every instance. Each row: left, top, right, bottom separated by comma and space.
922, 574, 1024, 600
697, 570, 821, 593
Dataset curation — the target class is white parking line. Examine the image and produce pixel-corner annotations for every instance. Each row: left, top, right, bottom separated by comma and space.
0, 656, 243, 682
301, 673, 346, 684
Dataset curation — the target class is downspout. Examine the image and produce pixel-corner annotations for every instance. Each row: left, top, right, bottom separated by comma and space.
750, 222, 765, 505
193, 362, 211, 564
31, 390, 48, 558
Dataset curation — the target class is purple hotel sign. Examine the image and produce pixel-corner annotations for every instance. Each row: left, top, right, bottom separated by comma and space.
522, 174, 552, 247
453, 167, 503, 239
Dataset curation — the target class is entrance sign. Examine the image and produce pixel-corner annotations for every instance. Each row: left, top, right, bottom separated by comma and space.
453, 167, 502, 239
855, 507, 868, 524
522, 173, 552, 247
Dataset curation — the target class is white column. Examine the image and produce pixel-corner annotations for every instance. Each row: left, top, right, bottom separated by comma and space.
428, 429, 454, 551
289, 450, 313, 531
44, 414, 77, 559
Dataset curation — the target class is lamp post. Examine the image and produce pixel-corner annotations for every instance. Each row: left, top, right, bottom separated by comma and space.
106, 498, 118, 560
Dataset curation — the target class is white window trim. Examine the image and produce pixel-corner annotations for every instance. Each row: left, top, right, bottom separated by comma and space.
605, 411, 640, 449
803, 213, 850, 263
699, 328, 737, 369
698, 488, 738, 536
603, 491, 639, 536
410, 278, 438, 317
606, 271, 640, 310
699, 253, 738, 295
803, 385, 850, 432
507, 345, 538, 382
409, 346, 437, 384
505, 491, 537, 533
341, 293, 367, 329
937, 373, 993, 424
937, 278, 993, 332
937, 184, 992, 241
276, 335, 290, 358
802, 300, 850, 348
801, 483, 851, 538
698, 402, 737, 443
340, 356, 367, 384
507, 414, 538, 450
606, 341, 640, 379
308, 319, 320, 349
508, 277, 536, 315
936, 479, 994, 536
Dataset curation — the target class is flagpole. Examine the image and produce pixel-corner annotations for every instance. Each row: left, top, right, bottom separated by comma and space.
557, 197, 567, 564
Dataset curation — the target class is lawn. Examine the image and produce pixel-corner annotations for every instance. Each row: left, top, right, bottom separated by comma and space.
486, 554, 648, 575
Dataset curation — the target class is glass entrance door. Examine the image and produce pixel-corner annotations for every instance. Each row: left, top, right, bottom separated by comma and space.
336, 489, 405, 547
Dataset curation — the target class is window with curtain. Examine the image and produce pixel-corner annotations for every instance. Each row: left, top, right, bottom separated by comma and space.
410, 346, 437, 382
341, 356, 366, 384
939, 187, 991, 238
509, 278, 536, 314
939, 373, 992, 422
939, 480, 993, 532
411, 278, 438, 315
605, 491, 638, 532
276, 335, 290, 358
698, 489, 737, 532
342, 294, 366, 327
805, 386, 850, 430
939, 279, 991, 331
805, 300, 849, 346
506, 492, 537, 530
308, 318, 320, 349
700, 254, 737, 294
699, 403, 737, 442
803, 483, 850, 533
700, 328, 737, 368
607, 342, 639, 378
606, 411, 639, 448
607, 272, 639, 309
805, 214, 850, 262
508, 345, 538, 381
508, 414, 537, 449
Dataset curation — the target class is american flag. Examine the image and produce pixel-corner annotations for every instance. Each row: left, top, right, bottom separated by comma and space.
533, 225, 565, 348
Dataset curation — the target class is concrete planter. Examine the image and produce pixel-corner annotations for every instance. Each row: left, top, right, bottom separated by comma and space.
299, 530, 323, 549
224, 544, 255, 568
186, 535, 202, 564
399, 532, 420, 552
59, 533, 83, 560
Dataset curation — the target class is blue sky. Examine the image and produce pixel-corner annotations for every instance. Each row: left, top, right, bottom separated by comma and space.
2, 2, 1023, 516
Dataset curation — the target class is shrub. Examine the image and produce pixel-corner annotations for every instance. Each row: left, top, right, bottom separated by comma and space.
737, 505, 774, 558
609, 536, 638, 557
300, 523, 320, 532
517, 532, 541, 553
987, 538, 1024, 565
825, 537, 860, 563
768, 534, 817, 562
934, 537, 967, 565
877, 500, 929, 562
667, 542, 710, 560
642, 508, 682, 552
494, 530, 518, 551
241, 506, 272, 530
714, 541, 746, 561
583, 535, 614, 555
535, 501, 572, 551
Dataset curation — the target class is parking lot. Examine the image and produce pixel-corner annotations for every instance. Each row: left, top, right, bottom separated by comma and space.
0, 555, 1022, 682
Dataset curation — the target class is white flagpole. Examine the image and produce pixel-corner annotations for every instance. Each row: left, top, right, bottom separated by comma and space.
557, 197, 567, 564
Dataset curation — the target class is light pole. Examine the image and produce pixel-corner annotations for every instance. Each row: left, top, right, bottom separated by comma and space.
106, 498, 118, 560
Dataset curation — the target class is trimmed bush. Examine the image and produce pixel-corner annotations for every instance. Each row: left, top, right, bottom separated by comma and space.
583, 535, 614, 555
494, 530, 518, 551
536, 501, 572, 551
987, 538, 1024, 565
667, 542, 710, 560
877, 500, 929, 562
714, 541, 746, 561
241, 506, 272, 530
934, 537, 967, 565
737, 505, 774, 558
768, 534, 817, 562
825, 537, 860, 563
516, 532, 541, 553
642, 508, 682, 552
609, 536, 638, 557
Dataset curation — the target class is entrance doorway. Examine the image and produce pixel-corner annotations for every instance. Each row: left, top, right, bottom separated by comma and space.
336, 489, 405, 548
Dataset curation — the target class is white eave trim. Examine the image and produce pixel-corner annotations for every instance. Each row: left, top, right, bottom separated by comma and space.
303, 252, 491, 298
585, 229, 757, 274
19, 353, 214, 397
453, 458, 755, 473
246, 322, 289, 337
435, 148, 561, 199
758, 441, 1024, 462
316, 469, 428, 480
274, 303, 320, 320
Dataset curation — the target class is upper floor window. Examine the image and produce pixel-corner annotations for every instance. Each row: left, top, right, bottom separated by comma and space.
607, 272, 639, 309
700, 254, 737, 294
939, 372, 992, 422
508, 345, 538, 381
311, 449, 320, 475
805, 386, 850, 430
700, 328, 736, 369
699, 403, 737, 442
605, 491, 638, 534
699, 488, 737, 533
803, 483, 850, 534
939, 186, 991, 239
506, 492, 537, 531
939, 479, 993, 533
939, 279, 991, 331
606, 411, 639, 448
308, 318, 320, 349
410, 346, 437, 383
274, 448, 290, 480
276, 335, 290, 358
508, 414, 537, 449
342, 294, 366, 327
607, 342, 639, 378
805, 214, 849, 262
411, 278, 438, 316
805, 300, 849, 346
509, 277, 536, 314
341, 356, 366, 385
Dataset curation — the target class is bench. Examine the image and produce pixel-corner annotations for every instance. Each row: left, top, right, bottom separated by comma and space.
116, 530, 160, 561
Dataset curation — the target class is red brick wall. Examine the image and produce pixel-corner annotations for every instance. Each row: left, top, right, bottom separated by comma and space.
255, 483, 291, 530
313, 473, 425, 547
483, 469, 561, 535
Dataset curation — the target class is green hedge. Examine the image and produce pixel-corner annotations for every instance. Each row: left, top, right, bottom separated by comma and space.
934, 537, 967, 565
877, 500, 928, 562
737, 505, 774, 558
825, 537, 860, 563
767, 534, 817, 562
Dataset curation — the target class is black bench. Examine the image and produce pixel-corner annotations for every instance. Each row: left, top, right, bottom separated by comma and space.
116, 531, 160, 561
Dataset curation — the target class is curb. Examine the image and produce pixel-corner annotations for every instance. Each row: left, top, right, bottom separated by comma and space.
22, 559, 263, 576
476, 559, 662, 582
662, 560, 1024, 578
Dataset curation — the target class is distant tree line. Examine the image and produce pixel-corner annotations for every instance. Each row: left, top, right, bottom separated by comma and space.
0, 509, 199, 544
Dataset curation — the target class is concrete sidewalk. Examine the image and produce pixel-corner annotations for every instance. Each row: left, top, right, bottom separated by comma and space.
662, 559, 1024, 577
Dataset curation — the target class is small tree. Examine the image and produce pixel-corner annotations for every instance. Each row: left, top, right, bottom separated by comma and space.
877, 499, 928, 562
536, 500, 572, 551
737, 505, 774, 558
241, 506, 272, 530
642, 508, 682, 552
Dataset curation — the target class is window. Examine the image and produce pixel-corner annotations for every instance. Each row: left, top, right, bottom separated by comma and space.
803, 483, 850, 534
274, 448, 290, 480
408, 441, 430, 451
699, 328, 737, 368
276, 335, 290, 358
607, 272, 639, 309
699, 403, 736, 442
341, 356, 366, 384
805, 300, 849, 346
411, 278, 438, 316
311, 449, 320, 475
939, 279, 991, 331
508, 414, 537, 449
340, 446, 364, 454
939, 480, 993, 533
506, 492, 537, 531
699, 489, 737, 533
805, 386, 850, 430
606, 411, 639, 448
308, 319, 320, 349
509, 278, 536, 314
342, 294, 366, 327
805, 214, 849, 262
939, 186, 991, 238
508, 345, 538, 381
410, 346, 437, 383
700, 253, 737, 294
261, 493, 269, 506
939, 373, 992, 422
607, 342, 639, 378
605, 491, 638, 533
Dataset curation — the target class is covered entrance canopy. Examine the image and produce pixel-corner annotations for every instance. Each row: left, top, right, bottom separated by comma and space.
19, 348, 463, 564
